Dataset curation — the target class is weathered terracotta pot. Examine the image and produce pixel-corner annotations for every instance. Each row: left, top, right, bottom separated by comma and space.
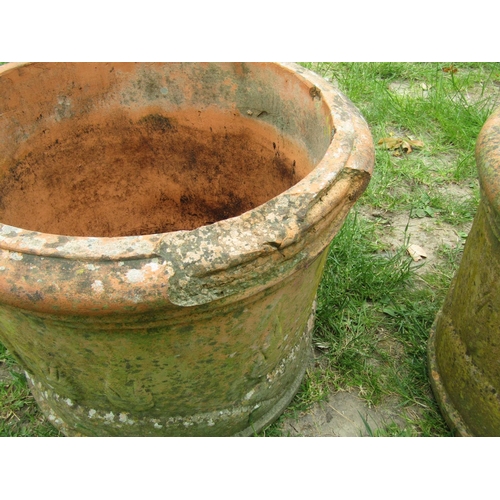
428, 106, 500, 436
0, 62, 373, 436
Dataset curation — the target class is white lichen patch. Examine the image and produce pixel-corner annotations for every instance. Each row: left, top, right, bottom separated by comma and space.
266, 332, 306, 384
88, 409, 131, 424
131, 291, 144, 303
8, 252, 23, 261
104, 411, 115, 422
53, 237, 157, 260
86, 264, 99, 271
29, 238, 48, 251
184, 251, 202, 264
91, 280, 104, 294
244, 389, 255, 401
119, 413, 135, 425
126, 269, 145, 283
144, 259, 160, 272
26, 366, 280, 435
1, 225, 21, 236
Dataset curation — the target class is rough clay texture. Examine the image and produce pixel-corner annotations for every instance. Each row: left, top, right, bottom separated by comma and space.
0, 62, 374, 436
429, 106, 500, 436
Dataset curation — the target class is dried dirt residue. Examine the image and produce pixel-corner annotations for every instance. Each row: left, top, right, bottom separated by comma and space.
0, 110, 313, 237
374, 213, 465, 267
360, 181, 477, 271
280, 390, 410, 437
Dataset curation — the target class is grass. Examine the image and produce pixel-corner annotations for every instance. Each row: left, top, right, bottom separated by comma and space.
258, 62, 500, 437
260, 210, 455, 436
1, 62, 499, 437
0, 342, 60, 436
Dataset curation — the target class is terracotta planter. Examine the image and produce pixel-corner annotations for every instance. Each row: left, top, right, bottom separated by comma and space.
428, 106, 500, 436
0, 62, 373, 436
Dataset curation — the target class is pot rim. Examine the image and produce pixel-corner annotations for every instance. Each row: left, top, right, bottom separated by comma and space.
0, 62, 373, 262
476, 105, 500, 222
0, 62, 374, 311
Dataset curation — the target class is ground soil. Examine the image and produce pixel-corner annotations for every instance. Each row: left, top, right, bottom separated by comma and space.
362, 207, 469, 272
281, 391, 409, 437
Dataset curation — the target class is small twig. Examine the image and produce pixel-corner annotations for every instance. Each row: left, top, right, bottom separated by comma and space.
5, 409, 20, 422
414, 274, 433, 286
327, 403, 355, 424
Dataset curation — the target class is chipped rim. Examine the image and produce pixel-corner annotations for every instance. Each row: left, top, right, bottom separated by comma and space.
0, 62, 373, 262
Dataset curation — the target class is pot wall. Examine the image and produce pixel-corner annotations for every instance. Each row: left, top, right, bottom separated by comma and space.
428, 106, 500, 436
1, 250, 326, 436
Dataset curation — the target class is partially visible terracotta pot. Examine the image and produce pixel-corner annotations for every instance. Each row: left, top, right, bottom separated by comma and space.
428, 106, 500, 436
0, 62, 373, 436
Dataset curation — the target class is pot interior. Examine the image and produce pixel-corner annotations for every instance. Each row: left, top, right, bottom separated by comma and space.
0, 63, 330, 237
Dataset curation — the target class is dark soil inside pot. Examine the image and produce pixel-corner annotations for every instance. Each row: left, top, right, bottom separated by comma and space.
0, 109, 314, 237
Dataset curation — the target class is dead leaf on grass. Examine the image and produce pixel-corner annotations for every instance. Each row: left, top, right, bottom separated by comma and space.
314, 341, 330, 351
407, 244, 428, 262
377, 137, 424, 156
378, 137, 402, 150
408, 139, 424, 148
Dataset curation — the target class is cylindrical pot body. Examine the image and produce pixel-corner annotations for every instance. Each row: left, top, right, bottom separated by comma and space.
0, 62, 373, 436
428, 106, 500, 436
